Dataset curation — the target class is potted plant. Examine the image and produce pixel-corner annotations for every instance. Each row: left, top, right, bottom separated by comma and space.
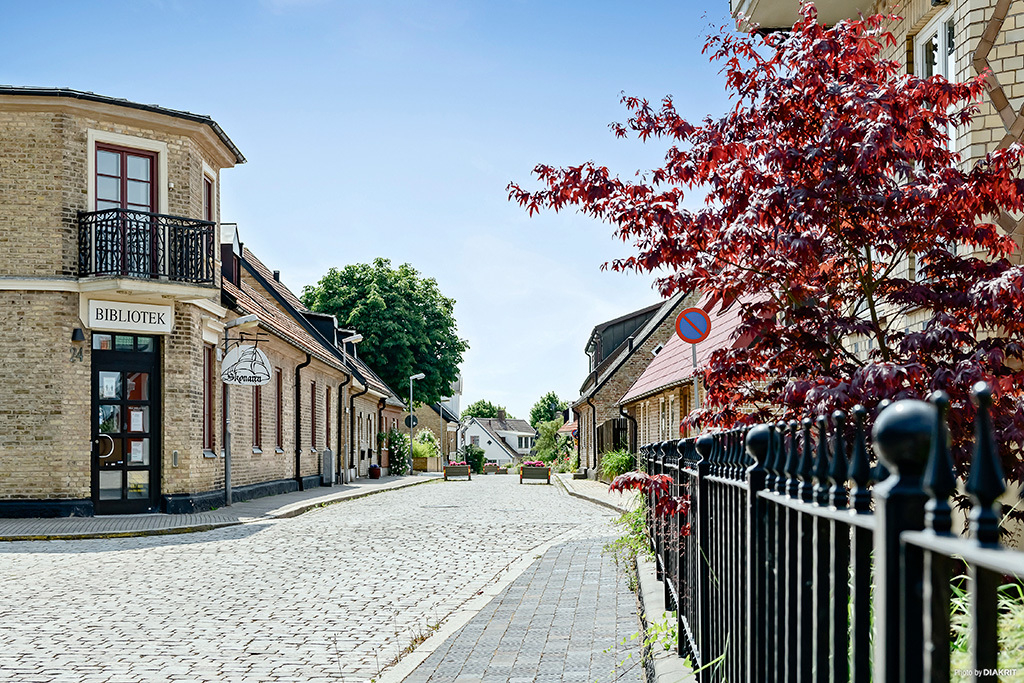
368, 463, 381, 480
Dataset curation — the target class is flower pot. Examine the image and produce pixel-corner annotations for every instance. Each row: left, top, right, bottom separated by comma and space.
369, 465, 381, 480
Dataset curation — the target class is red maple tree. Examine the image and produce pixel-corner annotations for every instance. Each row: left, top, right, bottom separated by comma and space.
508, 5, 1024, 484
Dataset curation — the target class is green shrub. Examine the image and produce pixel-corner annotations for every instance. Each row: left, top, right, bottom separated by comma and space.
600, 449, 636, 481
414, 429, 440, 457
411, 440, 434, 460
457, 444, 486, 474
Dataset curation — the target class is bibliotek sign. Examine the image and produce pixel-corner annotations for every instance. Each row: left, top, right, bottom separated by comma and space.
88, 300, 174, 335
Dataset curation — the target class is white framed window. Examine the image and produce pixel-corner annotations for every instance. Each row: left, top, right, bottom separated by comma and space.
87, 130, 169, 214
916, 7, 956, 81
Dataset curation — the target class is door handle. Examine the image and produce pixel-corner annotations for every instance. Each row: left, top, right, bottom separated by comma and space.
96, 434, 114, 458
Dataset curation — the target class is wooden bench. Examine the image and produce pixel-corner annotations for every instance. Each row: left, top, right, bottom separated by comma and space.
520, 465, 550, 484
443, 465, 471, 481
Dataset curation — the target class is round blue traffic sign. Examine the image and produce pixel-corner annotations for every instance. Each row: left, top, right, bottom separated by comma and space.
675, 307, 711, 344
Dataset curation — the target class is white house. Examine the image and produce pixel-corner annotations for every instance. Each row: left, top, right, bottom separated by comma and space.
460, 412, 536, 465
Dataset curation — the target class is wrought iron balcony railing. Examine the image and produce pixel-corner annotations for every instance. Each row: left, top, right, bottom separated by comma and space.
79, 208, 216, 285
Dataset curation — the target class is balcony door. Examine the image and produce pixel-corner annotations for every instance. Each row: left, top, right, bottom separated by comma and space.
95, 145, 157, 277
91, 333, 161, 514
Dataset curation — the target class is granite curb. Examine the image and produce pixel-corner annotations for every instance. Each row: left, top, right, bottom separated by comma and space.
635, 555, 698, 683
554, 472, 631, 513
0, 474, 441, 542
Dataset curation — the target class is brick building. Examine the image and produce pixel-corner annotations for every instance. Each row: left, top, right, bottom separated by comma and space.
570, 292, 693, 478
0, 87, 402, 516
619, 299, 746, 447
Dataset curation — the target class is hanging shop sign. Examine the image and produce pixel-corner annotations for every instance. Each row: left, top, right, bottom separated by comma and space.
221, 345, 272, 386
88, 300, 174, 335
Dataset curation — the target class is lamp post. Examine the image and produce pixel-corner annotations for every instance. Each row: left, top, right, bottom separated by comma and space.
409, 372, 425, 474
222, 314, 260, 506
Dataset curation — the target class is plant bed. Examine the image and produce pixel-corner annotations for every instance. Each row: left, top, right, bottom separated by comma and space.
520, 461, 550, 485
443, 463, 471, 481
483, 463, 500, 474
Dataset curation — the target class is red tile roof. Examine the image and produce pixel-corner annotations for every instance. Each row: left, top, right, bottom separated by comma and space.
618, 297, 745, 405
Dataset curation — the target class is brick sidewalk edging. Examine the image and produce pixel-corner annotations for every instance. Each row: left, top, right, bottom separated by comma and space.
635, 555, 698, 683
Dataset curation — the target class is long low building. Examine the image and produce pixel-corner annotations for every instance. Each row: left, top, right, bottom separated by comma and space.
0, 87, 403, 517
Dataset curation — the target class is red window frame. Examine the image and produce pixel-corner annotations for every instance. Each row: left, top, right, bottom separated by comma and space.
253, 385, 262, 449
326, 386, 332, 451
203, 345, 215, 450
95, 143, 156, 212
275, 368, 283, 450
310, 381, 317, 450
203, 176, 214, 222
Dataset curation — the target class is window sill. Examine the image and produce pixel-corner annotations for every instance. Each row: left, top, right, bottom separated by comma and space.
203, 449, 218, 459
275, 448, 285, 454
309, 449, 319, 455
252, 447, 263, 455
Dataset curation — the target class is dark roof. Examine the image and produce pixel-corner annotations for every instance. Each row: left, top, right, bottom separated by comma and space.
576, 291, 689, 403
429, 403, 459, 423
473, 419, 521, 459
585, 300, 663, 354
222, 278, 344, 371
0, 86, 245, 164
475, 416, 536, 436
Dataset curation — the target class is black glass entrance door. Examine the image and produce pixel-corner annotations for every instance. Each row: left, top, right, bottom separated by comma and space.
91, 333, 160, 514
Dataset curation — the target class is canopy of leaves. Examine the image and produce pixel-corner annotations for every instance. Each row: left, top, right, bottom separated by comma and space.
509, 5, 1024, 485
302, 258, 468, 407
529, 391, 568, 428
534, 417, 571, 461
461, 399, 511, 420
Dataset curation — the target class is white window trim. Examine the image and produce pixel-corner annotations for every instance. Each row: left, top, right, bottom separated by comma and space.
914, 6, 955, 81
87, 129, 169, 215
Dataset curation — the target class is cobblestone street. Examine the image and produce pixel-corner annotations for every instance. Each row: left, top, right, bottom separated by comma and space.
0, 476, 641, 682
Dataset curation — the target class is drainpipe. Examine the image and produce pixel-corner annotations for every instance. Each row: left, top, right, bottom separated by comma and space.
619, 404, 638, 469
349, 382, 369, 477
586, 396, 597, 475
337, 371, 351, 484
295, 353, 312, 490
377, 397, 386, 469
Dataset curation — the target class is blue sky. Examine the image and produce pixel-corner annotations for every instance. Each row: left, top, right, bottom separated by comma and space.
4, 0, 733, 419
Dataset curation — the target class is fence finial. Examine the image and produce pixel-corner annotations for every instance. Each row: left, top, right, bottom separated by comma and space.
772, 421, 787, 493
967, 382, 1005, 545
746, 424, 770, 471
829, 410, 849, 509
786, 420, 800, 497
871, 400, 893, 483
923, 391, 955, 535
695, 433, 714, 465
813, 415, 830, 505
849, 404, 872, 512
872, 400, 933, 478
799, 418, 815, 501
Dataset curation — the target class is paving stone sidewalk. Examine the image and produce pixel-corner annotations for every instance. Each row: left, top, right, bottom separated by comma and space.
0, 473, 440, 540
403, 524, 645, 683
557, 473, 639, 513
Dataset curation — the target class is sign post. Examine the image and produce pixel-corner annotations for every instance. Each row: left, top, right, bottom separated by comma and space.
675, 307, 712, 425
221, 315, 269, 505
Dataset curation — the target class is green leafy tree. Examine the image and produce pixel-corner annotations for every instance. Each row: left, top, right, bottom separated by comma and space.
301, 258, 468, 406
529, 391, 568, 428
461, 399, 510, 420
534, 417, 571, 461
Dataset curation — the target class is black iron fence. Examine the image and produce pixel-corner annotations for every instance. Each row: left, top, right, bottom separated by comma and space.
79, 208, 216, 284
640, 383, 1024, 682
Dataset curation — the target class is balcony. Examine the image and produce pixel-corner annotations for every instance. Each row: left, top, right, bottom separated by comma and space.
730, 0, 865, 31
79, 209, 215, 285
